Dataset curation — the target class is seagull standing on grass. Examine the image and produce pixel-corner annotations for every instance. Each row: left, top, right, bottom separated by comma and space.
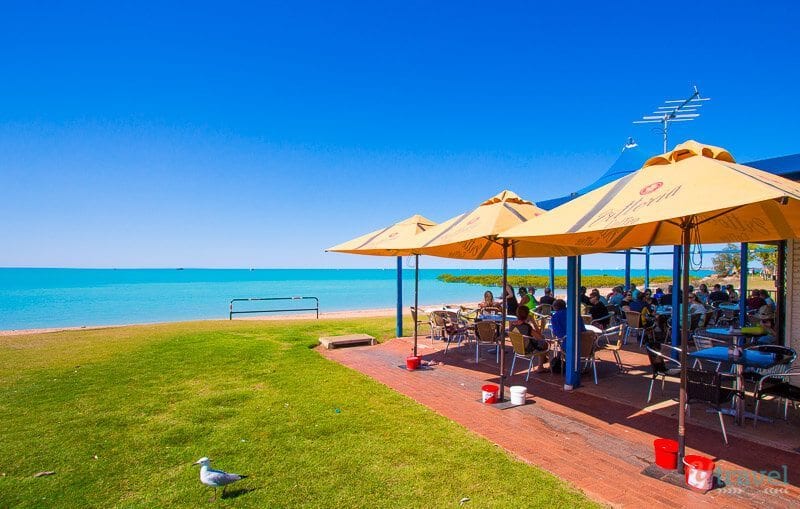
193, 457, 248, 500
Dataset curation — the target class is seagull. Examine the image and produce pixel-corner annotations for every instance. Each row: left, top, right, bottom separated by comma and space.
193, 457, 248, 500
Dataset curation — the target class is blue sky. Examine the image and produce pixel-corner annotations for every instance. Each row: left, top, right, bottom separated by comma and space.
1, 1, 798, 269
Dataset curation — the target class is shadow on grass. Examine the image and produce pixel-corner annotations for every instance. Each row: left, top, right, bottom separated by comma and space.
221, 486, 260, 500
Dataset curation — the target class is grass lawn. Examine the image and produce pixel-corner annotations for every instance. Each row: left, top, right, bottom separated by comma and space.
0, 318, 597, 508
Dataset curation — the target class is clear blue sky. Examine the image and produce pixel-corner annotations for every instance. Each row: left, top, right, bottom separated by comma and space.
2, 1, 798, 269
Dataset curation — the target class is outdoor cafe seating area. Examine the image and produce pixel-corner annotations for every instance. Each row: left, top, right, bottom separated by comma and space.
413, 301, 800, 453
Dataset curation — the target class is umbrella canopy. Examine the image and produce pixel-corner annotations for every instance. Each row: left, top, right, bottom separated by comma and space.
501, 140, 800, 252
327, 214, 438, 358
413, 190, 579, 259
326, 214, 437, 255
500, 140, 800, 473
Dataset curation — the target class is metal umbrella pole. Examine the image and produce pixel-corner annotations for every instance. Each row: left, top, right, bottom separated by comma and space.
413, 254, 419, 357
677, 217, 692, 473
499, 240, 509, 402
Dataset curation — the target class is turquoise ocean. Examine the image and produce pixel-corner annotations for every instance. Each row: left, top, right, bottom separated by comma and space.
0, 268, 708, 331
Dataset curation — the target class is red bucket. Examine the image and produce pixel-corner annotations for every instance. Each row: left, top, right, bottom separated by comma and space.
406, 356, 421, 370
481, 384, 499, 404
653, 438, 679, 469
683, 455, 715, 491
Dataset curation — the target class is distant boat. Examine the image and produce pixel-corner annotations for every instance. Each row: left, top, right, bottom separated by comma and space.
176, 268, 184, 271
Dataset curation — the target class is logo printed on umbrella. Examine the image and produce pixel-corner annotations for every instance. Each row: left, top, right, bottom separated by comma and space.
388, 232, 399, 239
467, 216, 480, 225
639, 182, 663, 195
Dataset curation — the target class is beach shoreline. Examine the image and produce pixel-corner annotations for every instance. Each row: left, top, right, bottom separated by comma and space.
0, 306, 405, 336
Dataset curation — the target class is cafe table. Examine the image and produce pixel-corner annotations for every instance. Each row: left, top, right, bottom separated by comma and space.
703, 327, 764, 348
688, 346, 781, 425
655, 305, 673, 317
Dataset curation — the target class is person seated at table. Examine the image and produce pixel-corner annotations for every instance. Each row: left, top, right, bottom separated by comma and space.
550, 298, 585, 339
653, 287, 665, 305
696, 283, 711, 305
630, 283, 641, 300
619, 291, 634, 310
643, 293, 657, 311
708, 284, 729, 304
587, 293, 611, 328
759, 289, 776, 310
591, 288, 608, 306
726, 284, 739, 302
661, 284, 681, 305
478, 290, 499, 310
527, 286, 538, 305
629, 293, 655, 326
504, 284, 519, 316
608, 286, 624, 306
745, 289, 766, 311
687, 293, 706, 317
755, 305, 778, 345
579, 286, 591, 306
518, 286, 534, 311
538, 287, 555, 305
510, 305, 549, 353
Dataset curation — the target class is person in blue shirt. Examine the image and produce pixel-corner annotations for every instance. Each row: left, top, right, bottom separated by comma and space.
550, 298, 586, 339
630, 283, 641, 301
608, 286, 625, 307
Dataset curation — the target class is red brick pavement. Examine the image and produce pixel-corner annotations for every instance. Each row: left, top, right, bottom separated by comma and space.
320, 336, 800, 508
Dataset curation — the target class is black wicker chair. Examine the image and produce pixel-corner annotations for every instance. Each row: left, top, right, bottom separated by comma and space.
685, 369, 740, 445
753, 367, 800, 427
645, 345, 681, 403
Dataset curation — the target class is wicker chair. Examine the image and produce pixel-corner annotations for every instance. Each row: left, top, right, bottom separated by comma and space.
428, 311, 448, 343
685, 369, 740, 444
474, 321, 500, 363
508, 330, 551, 381
580, 330, 600, 385
753, 366, 800, 426
443, 311, 471, 355
596, 324, 626, 373
624, 310, 654, 347
645, 344, 682, 403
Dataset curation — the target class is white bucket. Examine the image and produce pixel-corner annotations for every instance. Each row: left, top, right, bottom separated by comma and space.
510, 386, 527, 405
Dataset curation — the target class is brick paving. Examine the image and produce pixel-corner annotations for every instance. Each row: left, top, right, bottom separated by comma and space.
320, 336, 800, 508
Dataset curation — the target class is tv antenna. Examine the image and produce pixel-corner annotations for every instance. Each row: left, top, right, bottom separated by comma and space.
633, 86, 710, 152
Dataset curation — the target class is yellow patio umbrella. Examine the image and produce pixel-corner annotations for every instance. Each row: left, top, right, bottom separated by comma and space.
500, 140, 800, 469
503, 140, 800, 252
408, 190, 582, 402
413, 190, 580, 259
327, 214, 438, 356
327, 214, 437, 256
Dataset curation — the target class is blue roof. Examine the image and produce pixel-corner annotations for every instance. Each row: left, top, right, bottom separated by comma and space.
537, 141, 648, 210
745, 153, 800, 180
536, 142, 800, 211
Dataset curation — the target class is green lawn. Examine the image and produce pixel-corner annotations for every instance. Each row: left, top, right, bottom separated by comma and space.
0, 318, 597, 508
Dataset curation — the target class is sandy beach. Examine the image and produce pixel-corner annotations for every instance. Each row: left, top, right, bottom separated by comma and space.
0, 306, 403, 337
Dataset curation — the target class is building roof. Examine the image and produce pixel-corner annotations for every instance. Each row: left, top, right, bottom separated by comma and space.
536, 140, 800, 211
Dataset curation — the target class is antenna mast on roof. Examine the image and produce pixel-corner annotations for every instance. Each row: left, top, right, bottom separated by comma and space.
633, 86, 710, 152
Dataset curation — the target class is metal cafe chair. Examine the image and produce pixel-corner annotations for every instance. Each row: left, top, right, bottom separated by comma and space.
753, 366, 800, 427
645, 344, 681, 403
507, 330, 550, 381
685, 368, 740, 445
